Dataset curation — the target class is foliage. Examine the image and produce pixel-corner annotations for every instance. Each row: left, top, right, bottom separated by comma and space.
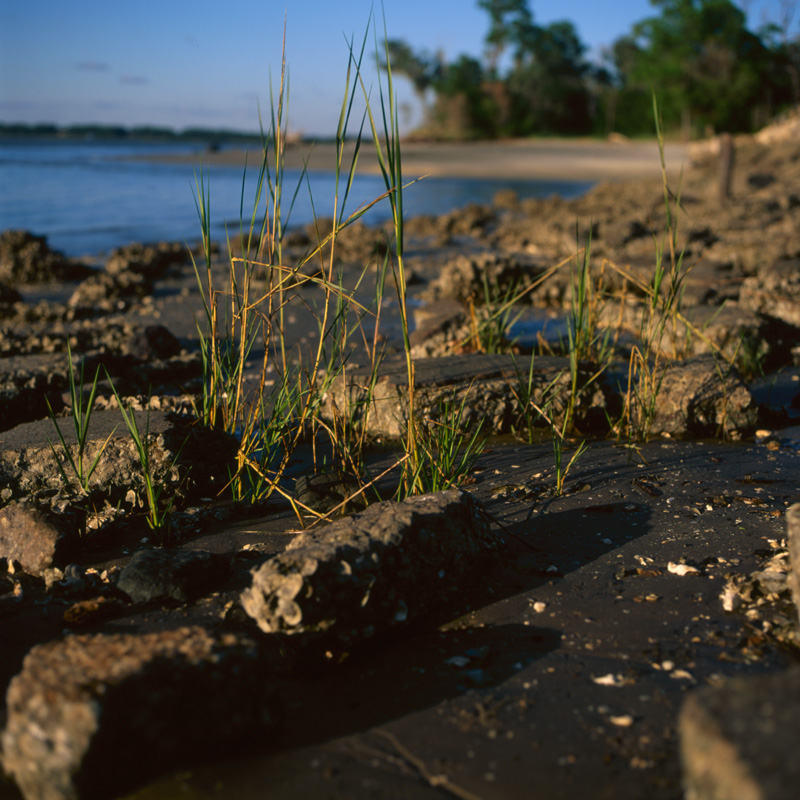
505, 20, 594, 136
620, 0, 776, 135
404, 391, 487, 495
47, 345, 116, 495
110, 384, 186, 536
380, 0, 800, 140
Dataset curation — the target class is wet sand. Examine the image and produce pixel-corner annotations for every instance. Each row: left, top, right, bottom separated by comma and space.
145, 137, 690, 182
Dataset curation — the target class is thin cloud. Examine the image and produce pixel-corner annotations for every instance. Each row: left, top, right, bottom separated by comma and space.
75, 61, 110, 72
119, 75, 148, 85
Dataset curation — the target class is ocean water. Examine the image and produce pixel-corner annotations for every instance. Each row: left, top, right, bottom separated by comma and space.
0, 138, 593, 259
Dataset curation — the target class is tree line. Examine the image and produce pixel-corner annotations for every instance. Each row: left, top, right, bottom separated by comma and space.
0, 122, 262, 144
382, 0, 800, 139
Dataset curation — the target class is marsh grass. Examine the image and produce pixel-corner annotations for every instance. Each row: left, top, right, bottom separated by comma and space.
109, 381, 187, 537
525, 396, 588, 496
184, 31, 742, 517
187, 20, 473, 514
47, 344, 116, 497
564, 230, 617, 434
404, 390, 487, 495
506, 354, 566, 444
358, 23, 426, 499
599, 94, 720, 444
464, 272, 525, 354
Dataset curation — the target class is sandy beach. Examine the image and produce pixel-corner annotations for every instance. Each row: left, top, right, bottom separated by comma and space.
145, 137, 690, 182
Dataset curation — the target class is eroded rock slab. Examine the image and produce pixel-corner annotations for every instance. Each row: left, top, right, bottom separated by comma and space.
0, 409, 235, 510
1, 627, 274, 800
786, 503, 800, 625
241, 489, 498, 642
322, 353, 584, 439
679, 669, 800, 800
740, 257, 800, 329
620, 354, 757, 438
117, 548, 229, 604
0, 230, 92, 284
0, 353, 69, 431
0, 501, 80, 577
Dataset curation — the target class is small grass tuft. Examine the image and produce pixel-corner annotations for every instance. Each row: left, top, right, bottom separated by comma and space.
47, 344, 116, 497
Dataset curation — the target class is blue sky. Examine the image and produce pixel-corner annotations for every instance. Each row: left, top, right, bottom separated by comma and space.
0, 0, 795, 135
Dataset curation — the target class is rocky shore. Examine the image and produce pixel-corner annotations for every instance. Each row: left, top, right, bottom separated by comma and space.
2, 120, 800, 800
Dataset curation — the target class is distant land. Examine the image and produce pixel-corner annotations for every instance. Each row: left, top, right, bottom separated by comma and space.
0, 122, 268, 145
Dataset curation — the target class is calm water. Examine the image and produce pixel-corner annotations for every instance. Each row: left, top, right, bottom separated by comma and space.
0, 138, 593, 259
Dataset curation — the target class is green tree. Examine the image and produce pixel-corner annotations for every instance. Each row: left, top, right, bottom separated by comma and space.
626, 0, 774, 135
432, 54, 500, 138
505, 20, 594, 135
477, 0, 537, 75
380, 39, 442, 127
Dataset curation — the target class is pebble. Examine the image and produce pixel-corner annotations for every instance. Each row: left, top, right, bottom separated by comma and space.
609, 714, 634, 727
668, 562, 701, 576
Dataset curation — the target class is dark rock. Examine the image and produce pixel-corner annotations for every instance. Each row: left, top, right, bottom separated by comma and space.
1, 627, 275, 800
747, 172, 776, 188
125, 324, 181, 360
441, 202, 496, 236
681, 304, 782, 367
0, 353, 68, 431
686, 226, 719, 248
423, 251, 544, 305
63, 596, 126, 628
0, 230, 92, 284
323, 353, 598, 439
117, 548, 229, 603
0, 409, 237, 512
241, 489, 499, 642
618, 354, 757, 439
409, 299, 469, 358
85, 350, 203, 398
740, 258, 800, 329
0, 282, 23, 318
786, 503, 800, 625
68, 269, 150, 317
623, 219, 652, 244
293, 219, 389, 266
293, 472, 367, 515
679, 669, 800, 800
0, 501, 80, 577
105, 241, 189, 279
0, 316, 138, 358
676, 259, 742, 307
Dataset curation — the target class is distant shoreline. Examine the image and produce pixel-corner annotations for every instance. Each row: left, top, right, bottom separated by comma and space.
136, 138, 690, 183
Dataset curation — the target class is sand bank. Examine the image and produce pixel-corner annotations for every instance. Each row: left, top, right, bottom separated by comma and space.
146, 137, 690, 182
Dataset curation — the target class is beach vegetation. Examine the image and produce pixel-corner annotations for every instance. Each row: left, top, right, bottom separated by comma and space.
46, 344, 116, 496
404, 390, 487, 495
380, 0, 799, 140
109, 381, 186, 538
186, 18, 490, 515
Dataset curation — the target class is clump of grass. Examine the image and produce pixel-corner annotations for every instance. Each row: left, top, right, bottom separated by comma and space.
109, 381, 186, 536
359, 23, 423, 499
47, 344, 116, 496
733, 328, 767, 381
552, 422, 588, 496
464, 272, 524, 354
563, 227, 615, 434
525, 395, 588, 496
605, 94, 695, 444
506, 353, 570, 444
186, 20, 426, 513
404, 391, 486, 495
